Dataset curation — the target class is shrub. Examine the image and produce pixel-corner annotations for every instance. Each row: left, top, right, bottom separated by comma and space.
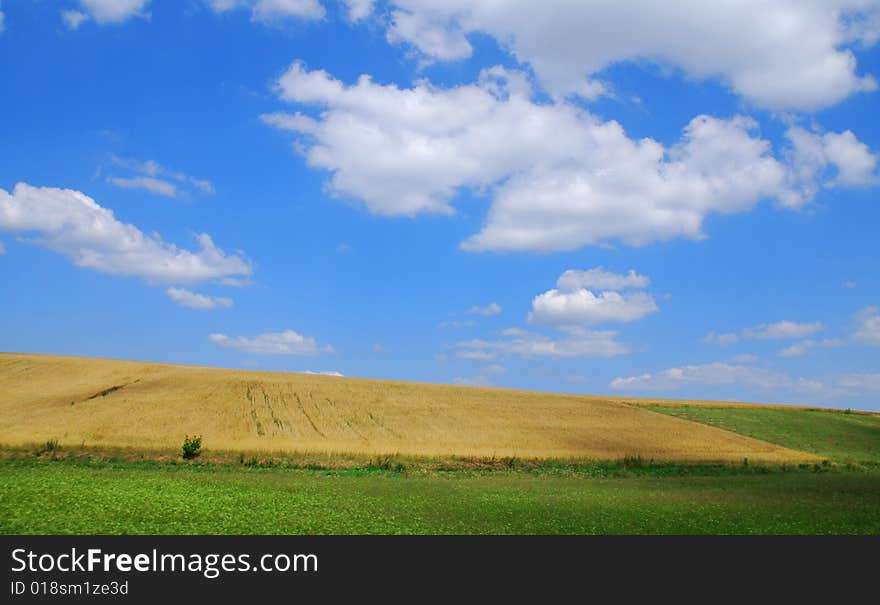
182, 435, 203, 460
35, 439, 60, 457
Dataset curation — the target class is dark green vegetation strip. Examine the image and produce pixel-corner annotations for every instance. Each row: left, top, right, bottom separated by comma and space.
643, 406, 880, 464
1, 459, 878, 534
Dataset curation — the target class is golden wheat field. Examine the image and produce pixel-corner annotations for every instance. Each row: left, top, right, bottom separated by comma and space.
0, 352, 821, 462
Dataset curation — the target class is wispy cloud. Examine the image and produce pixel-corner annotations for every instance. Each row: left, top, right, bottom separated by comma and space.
107, 155, 216, 198
166, 287, 233, 310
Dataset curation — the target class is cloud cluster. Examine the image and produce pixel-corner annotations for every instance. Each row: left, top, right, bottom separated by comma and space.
0, 183, 251, 285
107, 156, 215, 198
706, 320, 825, 347
384, 0, 879, 110
611, 362, 880, 404
264, 64, 878, 253
529, 267, 656, 327
209, 330, 332, 355
63, 0, 151, 29
453, 268, 654, 360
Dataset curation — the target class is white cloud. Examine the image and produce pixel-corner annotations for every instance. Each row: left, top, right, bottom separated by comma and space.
729, 354, 758, 363
467, 302, 502, 316
556, 268, 649, 291
783, 126, 878, 206
530, 289, 657, 327
107, 176, 178, 198
529, 267, 657, 327
108, 156, 216, 198
704, 331, 739, 346
0, 183, 251, 285
264, 63, 877, 252
0, 6, 5, 34
166, 287, 233, 310
205, 0, 324, 22
209, 330, 332, 355
342, 0, 373, 21
453, 327, 628, 360
63, 0, 151, 28
854, 306, 880, 344
383, 0, 878, 110
744, 320, 825, 340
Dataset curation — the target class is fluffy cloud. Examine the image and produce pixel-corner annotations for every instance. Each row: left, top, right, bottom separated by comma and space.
530, 289, 657, 327
854, 306, 880, 344
264, 63, 877, 252
107, 156, 216, 198
453, 268, 654, 359
209, 330, 332, 355
383, 0, 879, 110
62, 0, 151, 28
467, 302, 501, 316
0, 183, 251, 285
453, 327, 628, 360
529, 267, 657, 327
744, 320, 825, 340
783, 127, 878, 206
205, 0, 324, 22
166, 287, 233, 310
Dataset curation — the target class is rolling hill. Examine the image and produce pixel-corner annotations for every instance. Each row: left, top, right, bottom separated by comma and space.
0, 352, 823, 463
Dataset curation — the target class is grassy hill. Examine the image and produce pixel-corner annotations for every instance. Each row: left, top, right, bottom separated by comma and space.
0, 352, 825, 463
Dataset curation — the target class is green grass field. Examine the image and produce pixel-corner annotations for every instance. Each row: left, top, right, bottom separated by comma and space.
2, 403, 879, 535
644, 406, 880, 464
1, 457, 879, 534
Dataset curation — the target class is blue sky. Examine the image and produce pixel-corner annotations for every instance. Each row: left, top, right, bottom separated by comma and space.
1, 1, 879, 409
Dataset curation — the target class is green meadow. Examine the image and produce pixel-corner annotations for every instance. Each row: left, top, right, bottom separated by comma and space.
2, 404, 878, 535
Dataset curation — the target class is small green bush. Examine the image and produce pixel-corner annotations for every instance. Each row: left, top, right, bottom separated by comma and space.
182, 435, 202, 460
